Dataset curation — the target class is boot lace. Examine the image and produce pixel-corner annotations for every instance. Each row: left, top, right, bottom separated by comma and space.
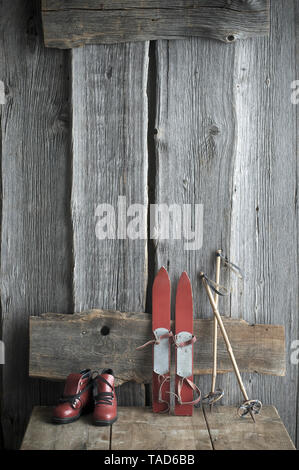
93, 375, 114, 406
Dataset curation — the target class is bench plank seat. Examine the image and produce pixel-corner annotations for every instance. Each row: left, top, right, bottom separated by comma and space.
21, 405, 295, 450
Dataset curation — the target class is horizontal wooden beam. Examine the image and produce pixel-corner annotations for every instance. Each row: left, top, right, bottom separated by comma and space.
30, 309, 285, 385
41, 0, 270, 49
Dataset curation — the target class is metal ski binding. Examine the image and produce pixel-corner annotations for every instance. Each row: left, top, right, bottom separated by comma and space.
136, 267, 172, 413
174, 272, 201, 416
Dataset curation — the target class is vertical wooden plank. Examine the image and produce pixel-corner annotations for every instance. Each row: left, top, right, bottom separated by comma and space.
155, 37, 237, 311
295, 0, 299, 451
0, 0, 72, 448
228, 1, 298, 442
154, 36, 237, 402
71, 43, 149, 405
155, 2, 298, 443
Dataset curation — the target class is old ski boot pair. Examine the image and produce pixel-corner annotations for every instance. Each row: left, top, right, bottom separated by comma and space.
52, 368, 117, 426
137, 267, 201, 415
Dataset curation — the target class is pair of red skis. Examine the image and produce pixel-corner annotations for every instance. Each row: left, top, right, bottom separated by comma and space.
152, 267, 200, 416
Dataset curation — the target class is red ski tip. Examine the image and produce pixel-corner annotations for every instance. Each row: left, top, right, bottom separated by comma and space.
178, 271, 190, 283
156, 266, 169, 279
176, 271, 193, 311
159, 266, 167, 273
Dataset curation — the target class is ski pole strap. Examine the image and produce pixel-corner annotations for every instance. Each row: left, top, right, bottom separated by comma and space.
174, 334, 196, 348
216, 252, 244, 279
136, 330, 173, 350
177, 377, 201, 406
199, 272, 229, 297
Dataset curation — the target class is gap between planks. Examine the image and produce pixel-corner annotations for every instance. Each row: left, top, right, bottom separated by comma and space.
21, 406, 296, 450
202, 405, 296, 450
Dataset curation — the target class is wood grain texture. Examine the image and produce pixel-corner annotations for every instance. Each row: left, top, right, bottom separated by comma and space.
154, 0, 298, 445
154, 31, 238, 415
41, 0, 270, 48
0, 0, 72, 449
111, 406, 212, 450
1, 0, 298, 452
295, 0, 299, 451
227, 1, 299, 443
21, 407, 110, 450
43, 0, 269, 10
21, 405, 295, 450
29, 310, 285, 382
203, 405, 296, 450
71, 43, 149, 406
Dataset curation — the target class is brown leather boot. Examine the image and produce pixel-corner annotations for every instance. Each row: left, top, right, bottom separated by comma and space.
92, 369, 118, 426
52, 369, 93, 424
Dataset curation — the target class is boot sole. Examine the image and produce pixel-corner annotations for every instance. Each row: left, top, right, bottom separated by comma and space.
93, 416, 118, 426
52, 414, 81, 424
52, 403, 94, 424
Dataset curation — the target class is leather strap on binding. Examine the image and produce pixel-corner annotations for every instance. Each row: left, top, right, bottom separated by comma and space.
174, 334, 196, 348
173, 333, 201, 407
136, 330, 173, 350
176, 377, 201, 406
157, 374, 171, 413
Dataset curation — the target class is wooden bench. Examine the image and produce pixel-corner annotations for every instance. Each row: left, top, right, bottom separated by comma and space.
24, 308, 294, 450
21, 405, 295, 450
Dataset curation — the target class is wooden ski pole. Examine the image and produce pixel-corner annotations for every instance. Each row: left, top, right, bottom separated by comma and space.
200, 272, 256, 422
210, 249, 222, 411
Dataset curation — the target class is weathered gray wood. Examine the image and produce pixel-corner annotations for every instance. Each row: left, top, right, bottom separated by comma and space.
21, 405, 295, 450
1, 0, 298, 453
154, 0, 299, 446
43, 0, 268, 10
116, 382, 146, 407
21, 407, 110, 450
29, 310, 286, 382
154, 31, 238, 418
41, 0, 270, 49
203, 405, 296, 450
111, 406, 212, 450
0, 0, 72, 449
71, 43, 149, 406
295, 0, 299, 451
227, 1, 299, 444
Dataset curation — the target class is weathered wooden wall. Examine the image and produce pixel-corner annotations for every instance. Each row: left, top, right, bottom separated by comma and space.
71, 42, 149, 408
0, 0, 298, 449
0, 0, 72, 449
154, 0, 299, 446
